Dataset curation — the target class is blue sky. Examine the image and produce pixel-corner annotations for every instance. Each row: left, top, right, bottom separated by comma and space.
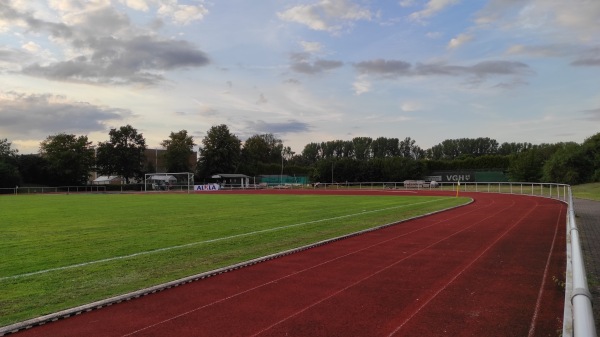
1, 0, 599, 154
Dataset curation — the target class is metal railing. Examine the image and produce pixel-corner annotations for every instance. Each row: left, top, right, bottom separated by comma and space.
566, 186, 597, 337
1, 186, 107, 195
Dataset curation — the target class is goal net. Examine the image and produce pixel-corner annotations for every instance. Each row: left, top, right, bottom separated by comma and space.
144, 172, 194, 193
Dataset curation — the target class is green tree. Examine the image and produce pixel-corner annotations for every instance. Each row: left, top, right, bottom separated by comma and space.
351, 137, 372, 160
399, 137, 424, 159
498, 142, 533, 155
428, 138, 499, 159
0, 139, 21, 188
96, 125, 147, 184
301, 142, 322, 164
582, 132, 600, 182
372, 137, 399, 158
0, 138, 18, 159
196, 124, 241, 179
542, 142, 589, 184
161, 130, 196, 172
40, 133, 95, 185
507, 143, 563, 182
17, 154, 51, 185
242, 134, 283, 165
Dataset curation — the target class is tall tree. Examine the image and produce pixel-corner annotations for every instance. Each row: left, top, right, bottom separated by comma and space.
197, 124, 241, 179
0, 138, 18, 159
498, 142, 533, 155
39, 133, 95, 185
507, 143, 563, 182
161, 130, 196, 172
0, 138, 21, 188
352, 137, 372, 160
301, 142, 322, 164
282, 146, 295, 161
242, 133, 283, 165
17, 154, 51, 185
542, 142, 589, 184
429, 138, 499, 160
399, 137, 424, 159
582, 132, 600, 182
96, 125, 147, 184
371, 137, 389, 158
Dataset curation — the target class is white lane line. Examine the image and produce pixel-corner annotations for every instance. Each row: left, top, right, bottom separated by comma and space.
2, 198, 445, 281
527, 205, 562, 337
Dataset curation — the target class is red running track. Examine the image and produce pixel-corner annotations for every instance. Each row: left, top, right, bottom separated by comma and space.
13, 190, 566, 337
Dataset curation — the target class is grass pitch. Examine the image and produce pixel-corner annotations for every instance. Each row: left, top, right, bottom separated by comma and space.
0, 193, 468, 326
572, 182, 600, 201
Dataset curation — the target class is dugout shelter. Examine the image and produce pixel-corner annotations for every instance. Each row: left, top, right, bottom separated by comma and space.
211, 174, 251, 189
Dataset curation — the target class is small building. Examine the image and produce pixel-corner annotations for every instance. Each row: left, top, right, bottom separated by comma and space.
211, 174, 251, 188
92, 176, 122, 185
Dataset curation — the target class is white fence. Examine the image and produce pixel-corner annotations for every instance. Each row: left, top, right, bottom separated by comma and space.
0, 186, 107, 195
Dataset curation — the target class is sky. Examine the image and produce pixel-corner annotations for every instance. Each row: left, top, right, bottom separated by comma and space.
1, 0, 599, 155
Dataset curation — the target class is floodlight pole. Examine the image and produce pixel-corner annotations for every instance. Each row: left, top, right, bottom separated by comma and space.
331, 160, 334, 184
280, 151, 284, 186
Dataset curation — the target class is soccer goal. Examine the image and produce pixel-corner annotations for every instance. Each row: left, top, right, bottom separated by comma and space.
144, 172, 195, 193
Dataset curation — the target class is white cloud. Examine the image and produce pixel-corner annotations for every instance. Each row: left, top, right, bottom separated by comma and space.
400, 101, 421, 112
278, 4, 328, 31
475, 0, 600, 42
352, 75, 371, 95
410, 0, 460, 22
447, 33, 473, 49
300, 41, 323, 53
157, 2, 208, 25
399, 0, 416, 8
49, 0, 111, 14
278, 0, 372, 33
116, 0, 209, 24
120, 0, 150, 12
426, 31, 442, 39
21, 41, 41, 53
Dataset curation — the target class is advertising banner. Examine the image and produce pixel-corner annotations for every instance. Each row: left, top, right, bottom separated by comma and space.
429, 171, 475, 182
194, 184, 220, 191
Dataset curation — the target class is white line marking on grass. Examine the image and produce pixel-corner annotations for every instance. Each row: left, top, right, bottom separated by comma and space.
1, 198, 446, 281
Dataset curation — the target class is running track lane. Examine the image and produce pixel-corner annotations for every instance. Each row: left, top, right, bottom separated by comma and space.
13, 191, 566, 337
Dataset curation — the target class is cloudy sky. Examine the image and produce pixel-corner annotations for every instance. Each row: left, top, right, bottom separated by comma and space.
1, 0, 599, 154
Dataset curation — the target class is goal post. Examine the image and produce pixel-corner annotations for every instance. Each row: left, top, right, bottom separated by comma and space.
144, 172, 195, 193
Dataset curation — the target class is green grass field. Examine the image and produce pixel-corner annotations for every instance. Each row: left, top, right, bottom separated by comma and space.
572, 182, 600, 201
0, 193, 468, 327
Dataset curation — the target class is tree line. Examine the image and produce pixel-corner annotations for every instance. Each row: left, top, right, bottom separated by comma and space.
1, 124, 599, 188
